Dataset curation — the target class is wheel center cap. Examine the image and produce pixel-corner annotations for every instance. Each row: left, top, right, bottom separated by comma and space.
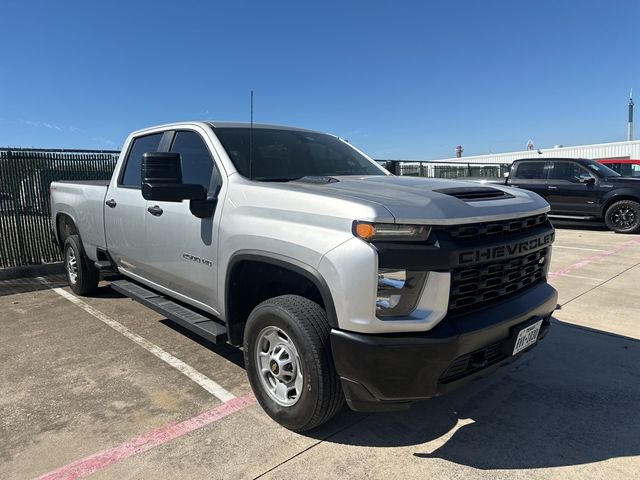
270, 360, 279, 375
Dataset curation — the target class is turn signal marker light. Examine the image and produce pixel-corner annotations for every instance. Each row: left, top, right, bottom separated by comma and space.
355, 223, 376, 240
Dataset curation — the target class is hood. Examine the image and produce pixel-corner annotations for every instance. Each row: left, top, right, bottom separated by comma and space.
603, 176, 640, 185
280, 175, 549, 224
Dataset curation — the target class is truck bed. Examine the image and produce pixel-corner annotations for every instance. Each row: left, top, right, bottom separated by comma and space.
50, 180, 109, 259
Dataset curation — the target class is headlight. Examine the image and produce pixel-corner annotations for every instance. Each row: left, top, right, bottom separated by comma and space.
376, 269, 428, 317
353, 222, 430, 242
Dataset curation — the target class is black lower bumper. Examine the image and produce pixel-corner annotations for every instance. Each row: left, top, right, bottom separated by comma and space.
331, 282, 557, 412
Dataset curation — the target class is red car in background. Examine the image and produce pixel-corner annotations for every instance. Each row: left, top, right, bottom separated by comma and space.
597, 159, 640, 177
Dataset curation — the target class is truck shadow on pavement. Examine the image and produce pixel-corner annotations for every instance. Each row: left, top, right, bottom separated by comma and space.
313, 319, 640, 470
0, 273, 67, 297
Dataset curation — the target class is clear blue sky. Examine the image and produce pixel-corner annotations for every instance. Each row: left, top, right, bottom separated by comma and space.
1, 0, 638, 159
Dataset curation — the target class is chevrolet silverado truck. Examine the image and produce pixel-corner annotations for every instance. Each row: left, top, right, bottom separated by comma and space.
500, 157, 640, 233
50, 122, 557, 431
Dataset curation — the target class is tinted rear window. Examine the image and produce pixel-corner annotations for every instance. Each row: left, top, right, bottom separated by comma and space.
515, 162, 547, 179
121, 133, 163, 187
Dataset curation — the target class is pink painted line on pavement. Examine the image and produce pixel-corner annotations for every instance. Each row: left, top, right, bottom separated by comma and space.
36, 394, 256, 480
549, 237, 640, 278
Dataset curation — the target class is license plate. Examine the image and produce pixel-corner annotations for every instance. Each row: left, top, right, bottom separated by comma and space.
512, 319, 543, 355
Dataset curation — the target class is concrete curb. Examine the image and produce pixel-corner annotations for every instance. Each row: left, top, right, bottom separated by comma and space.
0, 262, 65, 281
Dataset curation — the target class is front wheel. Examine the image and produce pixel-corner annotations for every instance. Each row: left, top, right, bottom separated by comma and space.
243, 295, 343, 432
605, 200, 640, 234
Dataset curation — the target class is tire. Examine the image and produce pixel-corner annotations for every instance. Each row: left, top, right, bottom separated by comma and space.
243, 295, 343, 432
605, 200, 640, 234
64, 234, 99, 295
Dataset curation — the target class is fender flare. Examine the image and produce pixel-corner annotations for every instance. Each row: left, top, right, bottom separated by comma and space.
225, 250, 338, 329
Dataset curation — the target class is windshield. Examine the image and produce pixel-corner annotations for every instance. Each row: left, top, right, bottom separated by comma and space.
583, 160, 621, 177
213, 127, 386, 181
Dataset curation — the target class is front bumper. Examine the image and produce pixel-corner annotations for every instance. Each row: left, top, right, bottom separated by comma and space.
331, 281, 557, 412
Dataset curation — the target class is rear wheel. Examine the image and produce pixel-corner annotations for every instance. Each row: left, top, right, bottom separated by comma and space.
605, 200, 640, 234
64, 235, 99, 295
243, 295, 343, 432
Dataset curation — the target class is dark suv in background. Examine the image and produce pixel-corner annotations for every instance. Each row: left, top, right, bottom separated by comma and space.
503, 158, 640, 233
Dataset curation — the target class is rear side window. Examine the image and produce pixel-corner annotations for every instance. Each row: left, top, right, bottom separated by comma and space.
120, 133, 163, 187
514, 162, 547, 180
170, 131, 217, 189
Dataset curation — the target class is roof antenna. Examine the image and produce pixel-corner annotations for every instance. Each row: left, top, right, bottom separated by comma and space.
249, 90, 254, 180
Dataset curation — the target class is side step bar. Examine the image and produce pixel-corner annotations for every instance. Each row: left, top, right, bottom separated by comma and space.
548, 214, 599, 221
111, 279, 227, 344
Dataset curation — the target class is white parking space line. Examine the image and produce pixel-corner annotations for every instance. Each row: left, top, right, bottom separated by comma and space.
553, 245, 611, 253
37, 278, 235, 403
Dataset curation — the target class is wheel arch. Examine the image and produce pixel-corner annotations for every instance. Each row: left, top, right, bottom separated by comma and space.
600, 191, 640, 217
55, 212, 80, 248
225, 251, 338, 346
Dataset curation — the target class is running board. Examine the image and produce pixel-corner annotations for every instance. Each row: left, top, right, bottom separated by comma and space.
548, 214, 598, 221
111, 279, 227, 344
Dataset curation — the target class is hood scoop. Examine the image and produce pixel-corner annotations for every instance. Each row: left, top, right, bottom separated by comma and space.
295, 176, 340, 185
433, 186, 513, 202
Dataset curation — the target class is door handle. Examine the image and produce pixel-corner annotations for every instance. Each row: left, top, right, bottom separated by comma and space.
147, 205, 163, 216
105, 199, 117, 208
548, 186, 558, 189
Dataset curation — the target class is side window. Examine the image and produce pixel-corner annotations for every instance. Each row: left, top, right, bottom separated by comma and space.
549, 162, 591, 182
120, 133, 163, 187
514, 162, 547, 180
632, 164, 640, 178
170, 131, 218, 189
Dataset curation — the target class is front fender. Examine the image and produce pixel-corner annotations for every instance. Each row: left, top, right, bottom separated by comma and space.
599, 188, 640, 216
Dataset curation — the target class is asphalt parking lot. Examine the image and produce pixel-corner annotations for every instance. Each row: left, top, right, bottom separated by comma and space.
1, 227, 639, 480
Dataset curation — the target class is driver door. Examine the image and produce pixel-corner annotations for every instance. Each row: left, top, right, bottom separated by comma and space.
143, 128, 225, 315
545, 161, 600, 215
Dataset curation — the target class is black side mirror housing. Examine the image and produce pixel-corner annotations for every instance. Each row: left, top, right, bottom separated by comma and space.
578, 176, 596, 185
141, 152, 207, 202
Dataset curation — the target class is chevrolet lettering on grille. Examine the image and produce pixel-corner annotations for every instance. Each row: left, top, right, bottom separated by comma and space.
458, 232, 555, 265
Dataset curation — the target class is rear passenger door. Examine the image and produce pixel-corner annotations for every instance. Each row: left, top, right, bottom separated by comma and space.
509, 161, 550, 201
105, 132, 164, 278
143, 128, 224, 315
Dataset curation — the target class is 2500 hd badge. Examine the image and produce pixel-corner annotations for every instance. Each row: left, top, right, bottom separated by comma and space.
458, 232, 554, 265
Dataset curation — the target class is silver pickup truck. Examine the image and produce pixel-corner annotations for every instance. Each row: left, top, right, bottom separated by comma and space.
50, 121, 557, 431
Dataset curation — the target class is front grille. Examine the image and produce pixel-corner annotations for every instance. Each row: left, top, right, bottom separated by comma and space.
440, 342, 506, 383
446, 213, 549, 241
449, 247, 548, 312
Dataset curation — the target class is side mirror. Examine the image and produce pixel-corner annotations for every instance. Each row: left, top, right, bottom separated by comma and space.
578, 175, 595, 185
141, 152, 207, 202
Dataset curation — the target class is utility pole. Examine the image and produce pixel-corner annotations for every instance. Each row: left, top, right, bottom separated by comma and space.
628, 89, 634, 141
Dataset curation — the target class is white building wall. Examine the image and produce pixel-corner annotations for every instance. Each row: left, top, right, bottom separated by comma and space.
423, 140, 640, 165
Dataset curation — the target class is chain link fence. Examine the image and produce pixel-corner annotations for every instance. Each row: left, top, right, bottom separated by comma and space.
0, 149, 119, 268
